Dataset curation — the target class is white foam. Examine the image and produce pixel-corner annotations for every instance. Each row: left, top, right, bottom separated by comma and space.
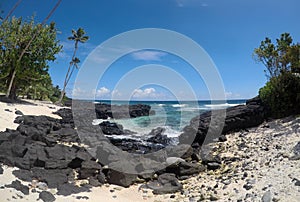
92, 118, 111, 125
162, 126, 182, 138
204, 103, 245, 109
172, 104, 187, 108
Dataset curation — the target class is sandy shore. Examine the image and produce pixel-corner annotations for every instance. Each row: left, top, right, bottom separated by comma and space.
0, 99, 166, 202
0, 99, 299, 201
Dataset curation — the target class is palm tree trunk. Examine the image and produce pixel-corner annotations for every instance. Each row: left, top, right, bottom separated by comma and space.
3, 0, 23, 22
5, 67, 16, 98
57, 41, 78, 104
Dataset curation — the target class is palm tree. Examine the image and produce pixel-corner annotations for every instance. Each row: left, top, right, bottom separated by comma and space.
66, 57, 80, 85
57, 28, 89, 104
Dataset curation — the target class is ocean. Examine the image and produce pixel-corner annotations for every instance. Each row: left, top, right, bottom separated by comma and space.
92, 100, 247, 141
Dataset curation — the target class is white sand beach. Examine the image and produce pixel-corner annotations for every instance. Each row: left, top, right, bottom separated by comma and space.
0, 100, 166, 202
0, 99, 299, 202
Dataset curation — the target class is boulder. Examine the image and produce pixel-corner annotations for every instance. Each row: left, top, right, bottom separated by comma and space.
146, 173, 183, 194
147, 127, 171, 146
99, 121, 124, 135
106, 160, 138, 187
79, 160, 102, 179
179, 96, 266, 146
57, 183, 89, 196
166, 161, 205, 176
39, 191, 56, 202
31, 168, 71, 188
5, 180, 29, 195
15, 110, 24, 115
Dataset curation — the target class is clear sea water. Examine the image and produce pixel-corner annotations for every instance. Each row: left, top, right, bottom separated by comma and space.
92, 100, 247, 140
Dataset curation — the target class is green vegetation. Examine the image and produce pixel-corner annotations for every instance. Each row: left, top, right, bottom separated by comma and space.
254, 33, 300, 78
255, 33, 300, 118
57, 28, 89, 104
0, 16, 62, 100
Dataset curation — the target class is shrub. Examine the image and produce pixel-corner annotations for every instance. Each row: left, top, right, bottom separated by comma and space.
259, 71, 300, 118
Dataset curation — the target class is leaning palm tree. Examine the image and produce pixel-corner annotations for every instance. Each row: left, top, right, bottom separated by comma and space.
57, 28, 89, 104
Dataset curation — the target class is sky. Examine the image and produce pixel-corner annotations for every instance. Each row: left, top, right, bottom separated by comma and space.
1, 0, 299, 100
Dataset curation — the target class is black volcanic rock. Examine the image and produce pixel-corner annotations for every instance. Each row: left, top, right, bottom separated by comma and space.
95, 103, 152, 119
15, 110, 24, 115
39, 191, 56, 202
99, 121, 124, 135
106, 160, 138, 187
147, 173, 183, 194
147, 127, 172, 146
5, 180, 29, 195
57, 183, 89, 196
179, 97, 266, 146
166, 161, 205, 177
0, 113, 106, 196
53, 108, 74, 125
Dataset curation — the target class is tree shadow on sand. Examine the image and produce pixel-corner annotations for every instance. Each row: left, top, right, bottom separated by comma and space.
0, 95, 37, 105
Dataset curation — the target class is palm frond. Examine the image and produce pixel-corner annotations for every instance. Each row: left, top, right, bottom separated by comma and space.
67, 36, 75, 40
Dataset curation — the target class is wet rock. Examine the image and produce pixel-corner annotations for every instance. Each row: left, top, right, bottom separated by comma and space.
39, 191, 56, 202
99, 121, 124, 135
147, 127, 171, 145
5, 180, 29, 195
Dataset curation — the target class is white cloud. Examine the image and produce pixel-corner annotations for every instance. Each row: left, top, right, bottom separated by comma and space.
132, 88, 163, 99
72, 87, 88, 97
176, 0, 208, 8
131, 51, 167, 61
225, 91, 241, 99
95, 87, 111, 97
111, 89, 122, 98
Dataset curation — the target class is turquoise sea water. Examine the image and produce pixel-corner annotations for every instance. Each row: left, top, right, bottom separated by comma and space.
92, 100, 247, 139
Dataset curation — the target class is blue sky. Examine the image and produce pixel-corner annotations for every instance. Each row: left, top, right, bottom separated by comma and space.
1, 0, 299, 100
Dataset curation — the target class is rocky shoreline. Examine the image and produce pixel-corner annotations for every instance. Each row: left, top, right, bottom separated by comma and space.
0, 99, 299, 201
